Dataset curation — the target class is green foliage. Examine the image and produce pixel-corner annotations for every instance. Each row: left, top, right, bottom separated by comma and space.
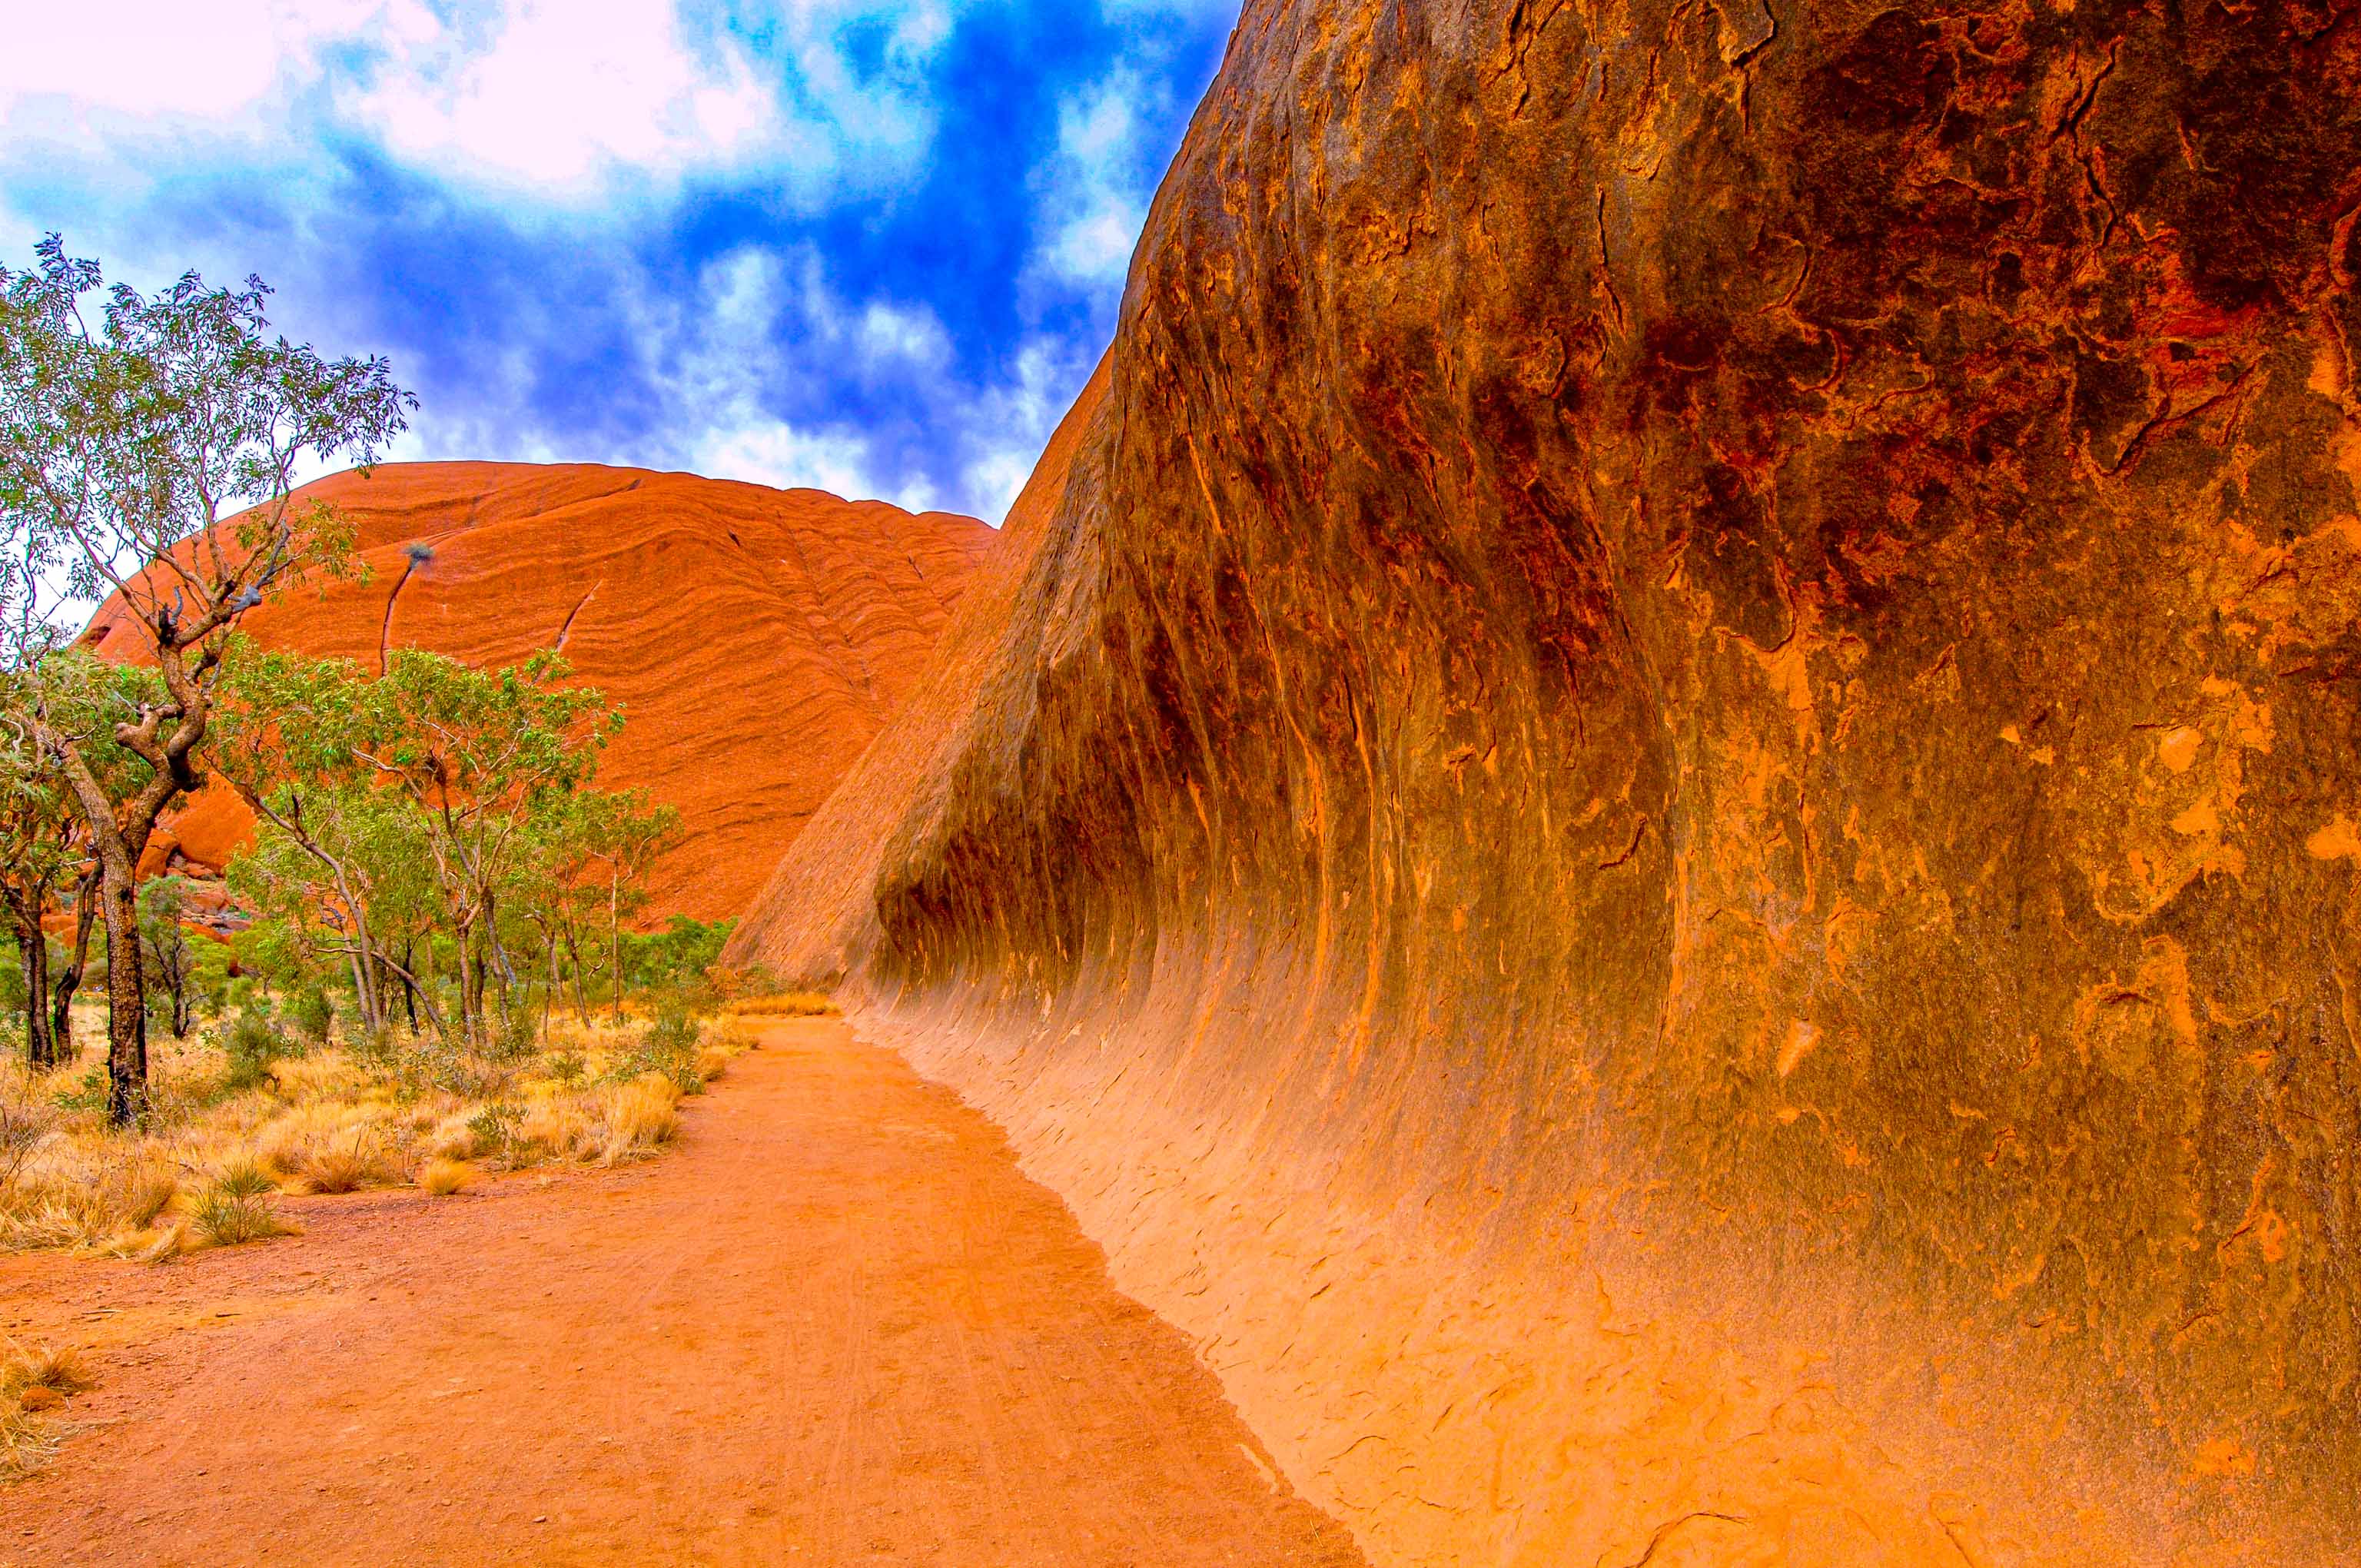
546, 1051, 586, 1087
612, 1004, 706, 1096
2, 235, 410, 1120
211, 1159, 276, 1199
0, 234, 408, 626
211, 637, 678, 1048
51, 1065, 105, 1115
137, 876, 204, 1038
190, 1186, 287, 1247
620, 916, 736, 1000
466, 1101, 519, 1155
222, 1005, 297, 1094
488, 1004, 540, 1061
286, 985, 334, 1045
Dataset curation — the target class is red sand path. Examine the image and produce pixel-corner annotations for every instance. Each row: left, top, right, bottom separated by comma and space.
1, 1020, 1364, 1567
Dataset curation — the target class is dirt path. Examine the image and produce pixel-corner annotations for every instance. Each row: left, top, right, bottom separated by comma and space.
2, 1020, 1365, 1567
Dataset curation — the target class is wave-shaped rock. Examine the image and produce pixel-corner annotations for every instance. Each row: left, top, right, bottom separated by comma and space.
733, 1, 2361, 1562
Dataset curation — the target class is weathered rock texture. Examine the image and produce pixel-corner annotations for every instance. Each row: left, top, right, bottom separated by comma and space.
84, 463, 992, 919
732, 2, 2361, 1562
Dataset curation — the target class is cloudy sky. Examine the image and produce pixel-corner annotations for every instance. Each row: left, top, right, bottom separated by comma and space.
0, 0, 1237, 522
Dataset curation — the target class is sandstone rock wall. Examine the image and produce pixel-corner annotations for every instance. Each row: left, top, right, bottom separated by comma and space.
86, 463, 992, 919
732, 2, 2361, 1560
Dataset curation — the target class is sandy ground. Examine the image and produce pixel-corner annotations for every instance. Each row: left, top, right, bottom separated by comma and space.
1, 1019, 1365, 1567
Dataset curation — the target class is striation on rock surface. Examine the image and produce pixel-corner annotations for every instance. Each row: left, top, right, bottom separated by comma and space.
731, 1, 2361, 1563
83, 462, 994, 919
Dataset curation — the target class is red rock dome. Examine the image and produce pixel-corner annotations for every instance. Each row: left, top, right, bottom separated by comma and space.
82, 461, 994, 920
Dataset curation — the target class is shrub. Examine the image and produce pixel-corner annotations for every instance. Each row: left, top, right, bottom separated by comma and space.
348, 1023, 401, 1068
546, 1051, 586, 1086
211, 1158, 277, 1199
224, 1006, 298, 1093
490, 1006, 540, 1061
418, 1158, 473, 1196
609, 1005, 706, 1095
465, 1101, 519, 1158
51, 1066, 106, 1115
432, 1053, 513, 1102
286, 986, 334, 1046
189, 1185, 289, 1247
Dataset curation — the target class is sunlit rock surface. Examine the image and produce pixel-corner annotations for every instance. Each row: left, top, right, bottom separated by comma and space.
85, 462, 992, 919
732, 4, 2361, 1560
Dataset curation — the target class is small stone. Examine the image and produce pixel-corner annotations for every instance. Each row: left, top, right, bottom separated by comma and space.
18, 1385, 61, 1413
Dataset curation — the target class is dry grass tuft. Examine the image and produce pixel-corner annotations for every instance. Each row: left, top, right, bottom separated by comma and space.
1, 1402, 62, 1483
189, 1184, 292, 1248
0, 1148, 180, 1254
418, 1158, 475, 1196
292, 1140, 384, 1194
2, 1341, 95, 1401
595, 1074, 682, 1161
211, 1157, 277, 1199
730, 992, 838, 1018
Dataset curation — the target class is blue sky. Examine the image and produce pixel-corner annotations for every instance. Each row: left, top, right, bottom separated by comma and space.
0, 1, 1236, 522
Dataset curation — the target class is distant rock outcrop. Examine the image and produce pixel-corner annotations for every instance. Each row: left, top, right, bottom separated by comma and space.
732, 2, 2361, 1563
84, 462, 993, 919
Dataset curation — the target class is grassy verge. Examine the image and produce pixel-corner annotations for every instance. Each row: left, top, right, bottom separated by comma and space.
0, 1004, 776, 1265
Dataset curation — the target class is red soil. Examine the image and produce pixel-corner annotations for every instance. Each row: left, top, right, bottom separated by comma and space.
81, 463, 995, 920
1, 1019, 1362, 1567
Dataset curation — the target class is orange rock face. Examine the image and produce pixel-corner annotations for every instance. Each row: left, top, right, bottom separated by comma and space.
84, 463, 992, 919
733, 4, 2361, 1564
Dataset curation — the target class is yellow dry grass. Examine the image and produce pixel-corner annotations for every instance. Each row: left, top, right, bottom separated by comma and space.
596, 1075, 682, 1160
1, 1402, 61, 1483
728, 992, 838, 1018
417, 1158, 475, 1196
2, 1341, 94, 1401
0, 1005, 745, 1264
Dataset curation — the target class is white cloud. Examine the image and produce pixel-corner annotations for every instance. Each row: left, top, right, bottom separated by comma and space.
347, 2, 792, 195
958, 334, 1096, 522
1031, 67, 1152, 289
0, 0, 961, 208
0, 1, 378, 118
613, 245, 942, 510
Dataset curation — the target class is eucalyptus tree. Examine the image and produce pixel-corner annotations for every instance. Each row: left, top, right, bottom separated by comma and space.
0, 653, 158, 1068
0, 676, 78, 1067
211, 637, 441, 1035
355, 649, 622, 1043
136, 875, 201, 1038
0, 236, 412, 1121
513, 786, 680, 1025
214, 643, 659, 1046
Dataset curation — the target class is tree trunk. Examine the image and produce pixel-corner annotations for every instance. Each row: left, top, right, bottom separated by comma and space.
458, 926, 483, 1048
400, 941, 419, 1034
51, 866, 98, 1063
44, 722, 184, 1126
98, 852, 148, 1125
345, 947, 373, 1035
609, 866, 623, 1026
169, 948, 192, 1037
15, 899, 55, 1071
562, 924, 589, 1025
